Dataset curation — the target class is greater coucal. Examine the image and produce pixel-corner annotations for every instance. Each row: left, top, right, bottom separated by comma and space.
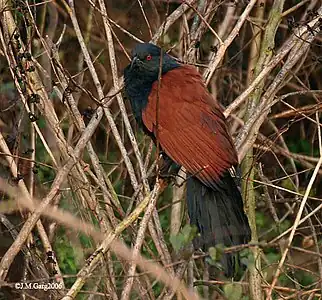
124, 43, 251, 277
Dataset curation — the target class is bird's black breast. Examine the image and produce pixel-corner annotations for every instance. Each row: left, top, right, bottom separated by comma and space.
124, 65, 154, 128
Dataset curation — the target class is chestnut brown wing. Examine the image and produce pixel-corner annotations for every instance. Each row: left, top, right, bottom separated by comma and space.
142, 65, 238, 188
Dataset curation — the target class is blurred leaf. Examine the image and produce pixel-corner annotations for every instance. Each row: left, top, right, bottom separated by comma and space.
181, 224, 197, 243
209, 247, 217, 261
266, 252, 280, 264
279, 219, 291, 232
299, 187, 316, 197
36, 116, 46, 130
79, 233, 93, 249
279, 273, 290, 286
55, 234, 79, 287
280, 177, 295, 192
223, 283, 242, 300
169, 224, 197, 252
295, 270, 315, 287
288, 139, 319, 157
207, 244, 224, 268
255, 211, 268, 229
169, 234, 185, 252
240, 249, 254, 268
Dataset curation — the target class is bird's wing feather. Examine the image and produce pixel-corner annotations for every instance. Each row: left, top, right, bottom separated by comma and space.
142, 65, 238, 187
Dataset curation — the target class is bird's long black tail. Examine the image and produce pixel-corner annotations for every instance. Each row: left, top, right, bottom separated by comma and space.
186, 171, 251, 277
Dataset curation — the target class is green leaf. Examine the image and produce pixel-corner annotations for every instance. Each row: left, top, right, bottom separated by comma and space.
169, 234, 185, 252
181, 224, 198, 243
209, 247, 217, 261
223, 283, 242, 300
279, 219, 291, 232
266, 252, 280, 264
280, 177, 295, 192
181, 224, 191, 238
240, 249, 254, 268
170, 224, 197, 252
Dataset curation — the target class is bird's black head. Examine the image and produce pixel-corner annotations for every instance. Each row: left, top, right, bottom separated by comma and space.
124, 43, 180, 127
127, 43, 179, 81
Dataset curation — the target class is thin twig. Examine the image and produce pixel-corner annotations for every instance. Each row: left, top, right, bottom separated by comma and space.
203, 0, 258, 85
266, 146, 322, 297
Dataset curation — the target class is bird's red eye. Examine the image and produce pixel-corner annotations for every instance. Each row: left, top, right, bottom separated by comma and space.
146, 54, 152, 61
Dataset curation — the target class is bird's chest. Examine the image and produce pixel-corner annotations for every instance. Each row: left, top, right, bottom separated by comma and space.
125, 78, 152, 127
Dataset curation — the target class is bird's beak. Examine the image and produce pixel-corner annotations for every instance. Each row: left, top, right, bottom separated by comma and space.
130, 56, 139, 70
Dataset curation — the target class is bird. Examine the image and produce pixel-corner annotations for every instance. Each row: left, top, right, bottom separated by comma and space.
123, 42, 251, 277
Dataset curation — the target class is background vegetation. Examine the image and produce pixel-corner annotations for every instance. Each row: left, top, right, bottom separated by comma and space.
0, 0, 321, 299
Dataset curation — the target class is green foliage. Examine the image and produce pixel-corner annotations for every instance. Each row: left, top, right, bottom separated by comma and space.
281, 177, 316, 197
278, 270, 316, 290
266, 251, 281, 265
0, 81, 15, 94
223, 283, 243, 300
288, 139, 317, 157
287, 138, 319, 173
54, 231, 80, 287
79, 233, 93, 249
207, 244, 224, 265
255, 211, 270, 229
240, 248, 255, 269
209, 245, 223, 262
278, 219, 291, 233
295, 270, 316, 287
206, 244, 227, 272
169, 224, 197, 252
280, 177, 296, 192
